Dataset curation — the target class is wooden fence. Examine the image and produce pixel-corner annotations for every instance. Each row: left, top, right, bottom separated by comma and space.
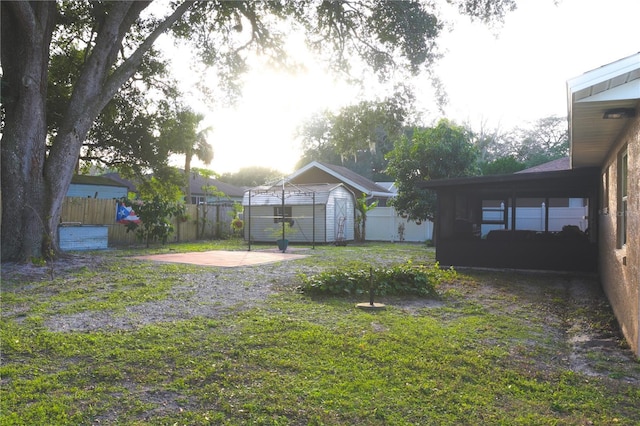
60, 197, 236, 247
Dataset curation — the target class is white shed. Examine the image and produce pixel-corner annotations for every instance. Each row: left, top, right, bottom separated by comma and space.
243, 183, 355, 244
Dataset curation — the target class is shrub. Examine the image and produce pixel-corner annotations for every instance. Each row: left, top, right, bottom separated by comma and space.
299, 261, 456, 297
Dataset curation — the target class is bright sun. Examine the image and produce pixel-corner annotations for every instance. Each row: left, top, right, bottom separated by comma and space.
205, 67, 357, 175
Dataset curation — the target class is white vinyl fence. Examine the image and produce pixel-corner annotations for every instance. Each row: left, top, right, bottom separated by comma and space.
365, 207, 433, 242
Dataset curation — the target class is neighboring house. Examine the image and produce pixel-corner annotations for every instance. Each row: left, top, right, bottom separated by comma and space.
102, 171, 245, 205
185, 172, 245, 205
285, 161, 394, 206
67, 175, 129, 199
421, 53, 639, 357
243, 183, 355, 244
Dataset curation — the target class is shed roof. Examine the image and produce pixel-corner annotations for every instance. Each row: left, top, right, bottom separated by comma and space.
244, 183, 351, 206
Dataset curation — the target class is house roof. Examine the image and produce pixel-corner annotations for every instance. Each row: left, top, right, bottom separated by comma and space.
101, 171, 245, 198
375, 181, 397, 193
515, 157, 570, 174
284, 161, 393, 198
102, 172, 138, 192
72, 174, 129, 188
186, 172, 245, 198
567, 52, 640, 168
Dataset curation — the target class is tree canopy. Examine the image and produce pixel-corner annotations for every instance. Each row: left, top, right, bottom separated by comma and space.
386, 119, 479, 221
1, 0, 516, 261
220, 167, 283, 187
296, 89, 415, 181
472, 115, 568, 174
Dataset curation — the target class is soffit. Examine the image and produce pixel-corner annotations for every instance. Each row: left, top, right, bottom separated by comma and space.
568, 53, 640, 168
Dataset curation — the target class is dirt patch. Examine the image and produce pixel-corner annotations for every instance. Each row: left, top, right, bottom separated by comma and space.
447, 269, 640, 385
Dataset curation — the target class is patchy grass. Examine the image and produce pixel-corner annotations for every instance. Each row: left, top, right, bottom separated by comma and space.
1, 242, 639, 425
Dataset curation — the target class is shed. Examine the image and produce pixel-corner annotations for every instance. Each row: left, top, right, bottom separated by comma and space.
243, 183, 355, 244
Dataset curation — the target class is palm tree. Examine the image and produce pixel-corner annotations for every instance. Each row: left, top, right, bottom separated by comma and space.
164, 108, 214, 203
184, 119, 214, 203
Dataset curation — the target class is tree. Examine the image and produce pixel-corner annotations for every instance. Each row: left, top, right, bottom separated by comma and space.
386, 119, 479, 221
160, 109, 214, 202
513, 115, 568, 167
480, 155, 526, 175
470, 115, 568, 172
1, 0, 516, 261
46, 30, 181, 176
220, 167, 283, 187
296, 89, 415, 181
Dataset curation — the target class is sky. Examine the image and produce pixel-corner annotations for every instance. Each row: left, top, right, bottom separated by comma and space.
166, 0, 640, 175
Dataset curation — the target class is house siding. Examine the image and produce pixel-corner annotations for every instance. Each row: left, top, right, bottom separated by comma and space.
67, 184, 127, 199
599, 115, 640, 356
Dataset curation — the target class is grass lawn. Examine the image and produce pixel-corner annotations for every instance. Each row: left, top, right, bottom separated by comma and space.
1, 242, 639, 425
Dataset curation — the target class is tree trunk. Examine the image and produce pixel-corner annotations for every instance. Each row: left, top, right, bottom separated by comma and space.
184, 150, 192, 203
1, 2, 57, 261
1, 1, 191, 261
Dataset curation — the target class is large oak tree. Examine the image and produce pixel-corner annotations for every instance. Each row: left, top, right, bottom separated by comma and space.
1, 0, 515, 261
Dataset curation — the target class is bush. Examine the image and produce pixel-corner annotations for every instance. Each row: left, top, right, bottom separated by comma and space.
299, 261, 456, 297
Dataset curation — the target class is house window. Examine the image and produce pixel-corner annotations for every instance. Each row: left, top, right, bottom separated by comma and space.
618, 146, 628, 247
274, 206, 292, 224
191, 195, 206, 205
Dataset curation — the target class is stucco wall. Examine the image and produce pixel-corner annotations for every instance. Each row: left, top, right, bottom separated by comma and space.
598, 115, 639, 357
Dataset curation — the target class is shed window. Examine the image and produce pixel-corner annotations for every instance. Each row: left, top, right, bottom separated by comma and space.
618, 146, 628, 247
274, 206, 292, 224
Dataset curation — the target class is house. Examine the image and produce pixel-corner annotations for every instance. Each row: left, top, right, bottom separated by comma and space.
185, 172, 245, 205
285, 161, 394, 206
421, 53, 639, 357
284, 161, 433, 242
569, 53, 639, 358
102, 171, 245, 205
243, 182, 355, 244
67, 175, 129, 199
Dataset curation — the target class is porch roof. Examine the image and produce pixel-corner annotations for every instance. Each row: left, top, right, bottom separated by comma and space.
418, 167, 599, 197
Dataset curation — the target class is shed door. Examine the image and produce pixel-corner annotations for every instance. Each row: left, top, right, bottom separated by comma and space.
335, 198, 347, 240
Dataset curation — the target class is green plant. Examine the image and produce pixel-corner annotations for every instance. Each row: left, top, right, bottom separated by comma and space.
355, 192, 378, 242
299, 261, 456, 297
266, 222, 298, 241
121, 196, 185, 248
